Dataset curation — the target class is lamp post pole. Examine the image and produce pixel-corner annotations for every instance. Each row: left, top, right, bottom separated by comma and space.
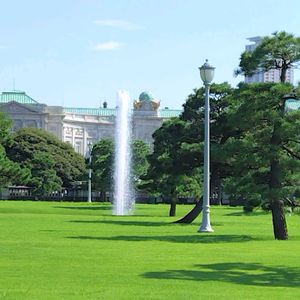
88, 143, 92, 203
198, 59, 215, 233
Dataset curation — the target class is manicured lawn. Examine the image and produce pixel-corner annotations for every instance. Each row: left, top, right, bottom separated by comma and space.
0, 201, 300, 299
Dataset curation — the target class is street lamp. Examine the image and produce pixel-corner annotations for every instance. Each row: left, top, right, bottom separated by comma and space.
198, 59, 215, 232
87, 142, 93, 203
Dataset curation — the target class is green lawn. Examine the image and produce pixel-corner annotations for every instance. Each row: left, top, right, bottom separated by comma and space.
0, 201, 299, 299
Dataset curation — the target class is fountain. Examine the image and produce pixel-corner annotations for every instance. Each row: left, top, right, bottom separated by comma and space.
113, 90, 134, 215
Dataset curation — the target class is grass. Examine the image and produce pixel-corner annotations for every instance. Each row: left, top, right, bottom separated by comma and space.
0, 201, 300, 300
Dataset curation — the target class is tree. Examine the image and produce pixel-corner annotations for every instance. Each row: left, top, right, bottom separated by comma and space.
234, 31, 300, 240
132, 139, 150, 188
6, 128, 85, 195
91, 139, 150, 201
180, 82, 238, 201
0, 112, 29, 188
143, 118, 201, 216
171, 83, 239, 222
90, 139, 114, 201
29, 151, 62, 196
224, 83, 300, 240
236, 31, 300, 83
0, 148, 30, 189
142, 83, 239, 219
0, 112, 12, 144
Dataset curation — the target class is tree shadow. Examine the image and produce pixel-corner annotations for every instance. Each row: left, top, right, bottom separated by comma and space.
67, 234, 254, 244
69, 218, 223, 227
69, 219, 173, 227
225, 211, 269, 217
142, 262, 300, 288
54, 205, 112, 211
55, 206, 155, 217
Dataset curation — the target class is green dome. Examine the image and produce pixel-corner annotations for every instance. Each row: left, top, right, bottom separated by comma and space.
139, 91, 154, 102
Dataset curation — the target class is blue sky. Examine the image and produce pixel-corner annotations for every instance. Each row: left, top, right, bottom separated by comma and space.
0, 0, 299, 109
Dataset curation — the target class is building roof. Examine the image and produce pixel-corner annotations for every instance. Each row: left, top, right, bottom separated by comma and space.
0, 90, 39, 104
63, 107, 116, 116
63, 107, 182, 118
159, 109, 182, 118
0, 90, 182, 118
285, 98, 300, 111
247, 36, 261, 43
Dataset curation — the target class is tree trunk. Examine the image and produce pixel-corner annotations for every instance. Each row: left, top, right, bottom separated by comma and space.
100, 190, 106, 202
173, 198, 203, 223
280, 65, 287, 83
271, 201, 288, 240
169, 200, 176, 217
216, 177, 223, 205
269, 121, 288, 240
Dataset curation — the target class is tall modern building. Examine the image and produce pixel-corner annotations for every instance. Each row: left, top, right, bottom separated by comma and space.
245, 36, 294, 84
0, 90, 182, 155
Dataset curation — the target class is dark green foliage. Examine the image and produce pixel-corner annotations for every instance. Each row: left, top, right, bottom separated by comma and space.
132, 139, 150, 186
29, 151, 62, 195
143, 118, 202, 216
243, 194, 262, 213
0, 148, 30, 188
144, 83, 239, 217
0, 112, 30, 188
0, 112, 12, 144
227, 81, 300, 240
90, 139, 114, 200
6, 128, 86, 195
179, 83, 238, 200
225, 83, 300, 239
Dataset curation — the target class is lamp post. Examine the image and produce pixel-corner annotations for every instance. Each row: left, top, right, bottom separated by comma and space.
87, 142, 93, 203
198, 59, 215, 232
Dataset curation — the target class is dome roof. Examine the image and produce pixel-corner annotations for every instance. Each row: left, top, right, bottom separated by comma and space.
139, 91, 154, 102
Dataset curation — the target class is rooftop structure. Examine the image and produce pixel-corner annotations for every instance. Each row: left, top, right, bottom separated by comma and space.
0, 90, 38, 104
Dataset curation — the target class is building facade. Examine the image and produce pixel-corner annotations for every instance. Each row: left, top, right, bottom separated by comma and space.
0, 90, 182, 155
244, 36, 294, 84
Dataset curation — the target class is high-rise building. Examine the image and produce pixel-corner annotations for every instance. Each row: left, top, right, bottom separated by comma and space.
244, 36, 294, 84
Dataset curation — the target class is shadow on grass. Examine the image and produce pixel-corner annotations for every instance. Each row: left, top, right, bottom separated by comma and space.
142, 262, 300, 288
67, 234, 254, 244
69, 219, 224, 227
54, 206, 111, 211
55, 206, 154, 217
225, 211, 269, 217
69, 219, 172, 227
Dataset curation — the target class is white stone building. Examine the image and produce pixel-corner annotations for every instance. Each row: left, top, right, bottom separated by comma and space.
0, 90, 182, 155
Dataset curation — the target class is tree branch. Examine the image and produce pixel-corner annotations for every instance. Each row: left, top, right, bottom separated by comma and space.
287, 139, 300, 145
282, 145, 300, 160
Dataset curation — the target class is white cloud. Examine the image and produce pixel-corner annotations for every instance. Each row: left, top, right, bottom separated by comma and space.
93, 19, 143, 31
93, 41, 123, 51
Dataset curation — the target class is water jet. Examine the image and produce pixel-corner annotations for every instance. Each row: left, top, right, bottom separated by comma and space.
113, 90, 134, 215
